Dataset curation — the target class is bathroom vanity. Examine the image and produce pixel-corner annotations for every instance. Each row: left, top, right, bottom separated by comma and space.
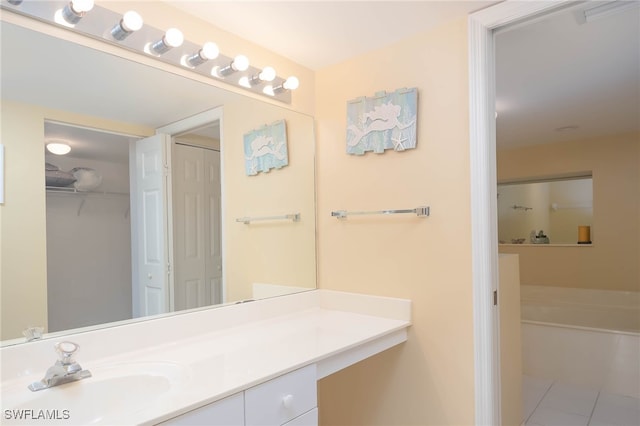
0, 290, 411, 425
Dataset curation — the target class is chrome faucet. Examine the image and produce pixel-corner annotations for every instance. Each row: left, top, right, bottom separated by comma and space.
28, 341, 92, 391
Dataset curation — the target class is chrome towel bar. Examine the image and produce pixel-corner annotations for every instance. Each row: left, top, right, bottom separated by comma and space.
331, 206, 430, 219
236, 213, 300, 224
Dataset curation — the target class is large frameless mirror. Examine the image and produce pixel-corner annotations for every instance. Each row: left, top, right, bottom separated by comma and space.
0, 19, 316, 345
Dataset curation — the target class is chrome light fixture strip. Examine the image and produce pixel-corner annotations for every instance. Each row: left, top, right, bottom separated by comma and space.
1, 0, 293, 103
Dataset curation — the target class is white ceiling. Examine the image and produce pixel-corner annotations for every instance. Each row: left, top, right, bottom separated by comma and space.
495, 2, 640, 148
166, 1, 497, 70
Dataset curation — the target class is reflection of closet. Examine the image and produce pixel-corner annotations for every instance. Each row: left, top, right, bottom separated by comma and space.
45, 152, 133, 333
172, 143, 222, 311
46, 187, 130, 217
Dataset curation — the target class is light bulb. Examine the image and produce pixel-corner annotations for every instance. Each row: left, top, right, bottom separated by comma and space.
164, 28, 184, 48
149, 28, 183, 55
283, 76, 299, 90
249, 66, 277, 86
218, 55, 250, 77
111, 11, 143, 40
59, 0, 94, 25
273, 76, 299, 94
258, 67, 276, 82
70, 0, 94, 13
122, 11, 143, 32
232, 55, 249, 72
184, 42, 220, 67
201, 42, 219, 60
46, 143, 71, 155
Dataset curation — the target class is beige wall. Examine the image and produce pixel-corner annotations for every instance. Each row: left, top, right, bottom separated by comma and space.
498, 133, 640, 292
222, 97, 316, 302
499, 254, 522, 426
315, 18, 475, 425
0, 100, 153, 340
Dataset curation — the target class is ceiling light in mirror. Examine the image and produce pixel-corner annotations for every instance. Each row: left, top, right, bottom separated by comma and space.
46, 142, 71, 155
111, 10, 143, 41
147, 28, 184, 56
183, 42, 219, 68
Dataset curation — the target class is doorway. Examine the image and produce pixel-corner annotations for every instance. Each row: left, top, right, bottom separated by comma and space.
44, 121, 138, 332
469, 1, 574, 424
470, 0, 639, 424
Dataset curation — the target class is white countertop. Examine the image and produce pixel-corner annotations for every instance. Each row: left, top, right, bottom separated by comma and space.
0, 290, 411, 425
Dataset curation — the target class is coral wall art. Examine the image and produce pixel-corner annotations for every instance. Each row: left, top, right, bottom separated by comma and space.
244, 119, 289, 176
346, 87, 418, 155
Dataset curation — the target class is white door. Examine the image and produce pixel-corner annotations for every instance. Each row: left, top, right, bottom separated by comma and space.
131, 134, 172, 317
173, 144, 222, 310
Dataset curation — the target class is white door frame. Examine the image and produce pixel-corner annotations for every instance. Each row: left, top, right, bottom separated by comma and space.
156, 107, 226, 303
468, 1, 573, 424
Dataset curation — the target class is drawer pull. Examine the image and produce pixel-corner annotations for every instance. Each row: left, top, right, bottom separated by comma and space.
282, 394, 294, 409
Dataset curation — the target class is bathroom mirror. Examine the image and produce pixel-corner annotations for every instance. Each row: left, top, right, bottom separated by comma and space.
497, 176, 593, 245
0, 19, 316, 344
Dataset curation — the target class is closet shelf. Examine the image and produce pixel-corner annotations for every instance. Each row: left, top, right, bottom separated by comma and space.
46, 186, 130, 217
45, 186, 129, 197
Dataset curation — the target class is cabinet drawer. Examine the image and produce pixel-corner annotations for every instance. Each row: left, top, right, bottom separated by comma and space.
158, 393, 244, 426
282, 408, 318, 426
245, 364, 317, 426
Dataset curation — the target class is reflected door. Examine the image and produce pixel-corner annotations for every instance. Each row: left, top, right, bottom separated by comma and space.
132, 134, 171, 317
173, 144, 221, 310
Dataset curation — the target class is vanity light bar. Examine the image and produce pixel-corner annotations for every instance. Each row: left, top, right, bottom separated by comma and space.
1, 0, 297, 103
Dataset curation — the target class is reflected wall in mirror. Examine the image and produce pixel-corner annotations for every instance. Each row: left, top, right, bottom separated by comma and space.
498, 176, 593, 245
0, 20, 316, 345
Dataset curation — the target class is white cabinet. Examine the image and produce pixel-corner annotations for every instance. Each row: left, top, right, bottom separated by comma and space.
245, 365, 317, 426
158, 393, 244, 425
158, 365, 317, 426
282, 408, 318, 426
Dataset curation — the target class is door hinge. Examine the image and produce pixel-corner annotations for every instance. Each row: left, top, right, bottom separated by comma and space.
493, 290, 498, 306
167, 262, 172, 276
163, 164, 170, 176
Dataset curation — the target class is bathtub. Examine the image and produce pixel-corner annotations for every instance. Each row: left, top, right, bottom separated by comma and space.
520, 285, 640, 398
521, 285, 640, 333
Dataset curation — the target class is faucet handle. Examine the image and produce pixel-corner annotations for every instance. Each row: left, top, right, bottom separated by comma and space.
55, 341, 80, 365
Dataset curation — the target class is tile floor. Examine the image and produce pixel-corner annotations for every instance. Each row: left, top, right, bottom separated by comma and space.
522, 376, 640, 426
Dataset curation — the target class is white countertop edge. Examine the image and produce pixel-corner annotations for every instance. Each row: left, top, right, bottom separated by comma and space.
316, 328, 408, 379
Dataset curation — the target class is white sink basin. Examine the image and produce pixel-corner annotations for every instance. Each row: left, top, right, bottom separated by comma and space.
1, 362, 190, 425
